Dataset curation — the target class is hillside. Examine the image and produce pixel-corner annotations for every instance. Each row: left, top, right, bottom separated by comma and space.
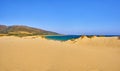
0, 25, 59, 36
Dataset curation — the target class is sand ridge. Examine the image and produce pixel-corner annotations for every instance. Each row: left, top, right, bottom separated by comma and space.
0, 36, 120, 71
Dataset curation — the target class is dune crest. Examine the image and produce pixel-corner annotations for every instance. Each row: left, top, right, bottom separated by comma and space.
0, 36, 120, 71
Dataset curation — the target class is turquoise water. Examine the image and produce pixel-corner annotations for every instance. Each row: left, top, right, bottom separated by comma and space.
45, 35, 80, 41
45, 35, 120, 41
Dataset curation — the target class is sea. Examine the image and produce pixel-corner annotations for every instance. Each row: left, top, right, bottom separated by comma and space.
45, 35, 120, 41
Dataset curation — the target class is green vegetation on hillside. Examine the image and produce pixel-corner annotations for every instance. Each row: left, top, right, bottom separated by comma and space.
0, 25, 59, 36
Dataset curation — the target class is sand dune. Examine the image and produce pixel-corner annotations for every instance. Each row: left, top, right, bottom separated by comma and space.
0, 36, 120, 71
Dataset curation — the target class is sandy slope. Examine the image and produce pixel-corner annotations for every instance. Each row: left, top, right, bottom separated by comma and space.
0, 36, 120, 71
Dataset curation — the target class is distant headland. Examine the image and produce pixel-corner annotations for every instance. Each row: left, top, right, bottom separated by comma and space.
0, 25, 60, 36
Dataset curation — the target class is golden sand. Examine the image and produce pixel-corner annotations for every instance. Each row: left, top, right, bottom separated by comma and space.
0, 36, 120, 71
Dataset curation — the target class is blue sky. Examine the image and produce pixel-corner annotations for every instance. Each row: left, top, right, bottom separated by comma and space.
0, 0, 120, 35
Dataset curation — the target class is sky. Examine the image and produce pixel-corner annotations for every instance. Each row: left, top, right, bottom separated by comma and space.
0, 0, 120, 35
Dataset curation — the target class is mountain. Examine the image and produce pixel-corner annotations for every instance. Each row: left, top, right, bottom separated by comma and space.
0, 25, 59, 35
0, 25, 8, 33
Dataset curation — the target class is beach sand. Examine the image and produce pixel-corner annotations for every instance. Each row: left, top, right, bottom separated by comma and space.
0, 36, 120, 71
